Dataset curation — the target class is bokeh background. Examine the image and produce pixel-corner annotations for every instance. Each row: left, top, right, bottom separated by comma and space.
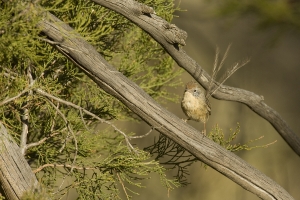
121, 0, 300, 199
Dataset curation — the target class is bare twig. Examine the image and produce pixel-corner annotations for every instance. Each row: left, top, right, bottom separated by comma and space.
20, 108, 29, 155
116, 172, 130, 200
50, 103, 59, 132
130, 125, 162, 139
33, 163, 96, 173
43, 99, 80, 194
79, 108, 90, 131
219, 44, 231, 73
0, 69, 18, 80
34, 88, 137, 152
206, 45, 250, 101
0, 88, 30, 107
45, 99, 78, 172
3, 68, 18, 77
25, 131, 62, 150
208, 44, 231, 95
20, 65, 36, 155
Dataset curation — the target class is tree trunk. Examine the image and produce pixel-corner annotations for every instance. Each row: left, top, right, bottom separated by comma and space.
0, 122, 39, 200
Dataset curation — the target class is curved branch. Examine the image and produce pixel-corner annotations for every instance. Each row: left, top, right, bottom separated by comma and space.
91, 0, 300, 156
36, 9, 294, 199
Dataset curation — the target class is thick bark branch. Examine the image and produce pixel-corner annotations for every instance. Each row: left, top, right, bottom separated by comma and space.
0, 123, 39, 200
91, 0, 300, 157
36, 9, 294, 200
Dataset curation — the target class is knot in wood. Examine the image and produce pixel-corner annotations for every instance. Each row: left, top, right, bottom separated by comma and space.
139, 3, 156, 15
132, 2, 156, 16
162, 22, 187, 46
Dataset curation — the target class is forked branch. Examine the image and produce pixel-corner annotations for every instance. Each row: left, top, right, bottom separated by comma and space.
35, 8, 294, 199
91, 0, 300, 157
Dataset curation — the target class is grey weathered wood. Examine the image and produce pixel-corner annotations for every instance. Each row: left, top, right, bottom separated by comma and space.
0, 123, 39, 200
36, 10, 294, 200
91, 0, 300, 157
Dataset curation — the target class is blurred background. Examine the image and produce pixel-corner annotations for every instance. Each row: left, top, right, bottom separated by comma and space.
120, 0, 300, 199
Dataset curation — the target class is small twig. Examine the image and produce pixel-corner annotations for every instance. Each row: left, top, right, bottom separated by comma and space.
219, 44, 232, 73
20, 65, 35, 155
130, 125, 162, 139
27, 65, 35, 86
0, 88, 30, 107
46, 99, 78, 173
208, 58, 250, 99
247, 135, 278, 149
50, 104, 59, 132
53, 103, 68, 153
20, 108, 29, 155
3, 72, 16, 79
206, 45, 250, 100
207, 44, 231, 98
34, 88, 137, 152
3, 68, 18, 77
130, 128, 154, 139
45, 100, 79, 194
79, 108, 90, 131
263, 140, 277, 148
116, 172, 130, 200
219, 59, 250, 86
25, 131, 62, 150
33, 163, 96, 173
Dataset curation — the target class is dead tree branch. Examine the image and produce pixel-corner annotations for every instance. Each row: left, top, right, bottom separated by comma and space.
35, 8, 294, 199
91, 0, 300, 157
0, 122, 39, 200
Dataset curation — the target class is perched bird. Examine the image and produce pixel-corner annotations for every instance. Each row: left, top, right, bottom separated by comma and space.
181, 81, 211, 135
181, 45, 249, 135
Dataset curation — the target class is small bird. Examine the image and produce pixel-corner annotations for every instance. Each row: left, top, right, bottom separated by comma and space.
181, 81, 211, 135
181, 45, 249, 135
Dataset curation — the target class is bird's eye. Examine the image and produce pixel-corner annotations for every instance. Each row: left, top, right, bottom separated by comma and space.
193, 89, 199, 97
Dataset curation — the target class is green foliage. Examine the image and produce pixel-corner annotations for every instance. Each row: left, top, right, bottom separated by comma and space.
0, 0, 182, 199
114, 28, 182, 103
208, 123, 276, 151
21, 186, 50, 200
145, 134, 197, 186
145, 123, 275, 186
33, 131, 179, 199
